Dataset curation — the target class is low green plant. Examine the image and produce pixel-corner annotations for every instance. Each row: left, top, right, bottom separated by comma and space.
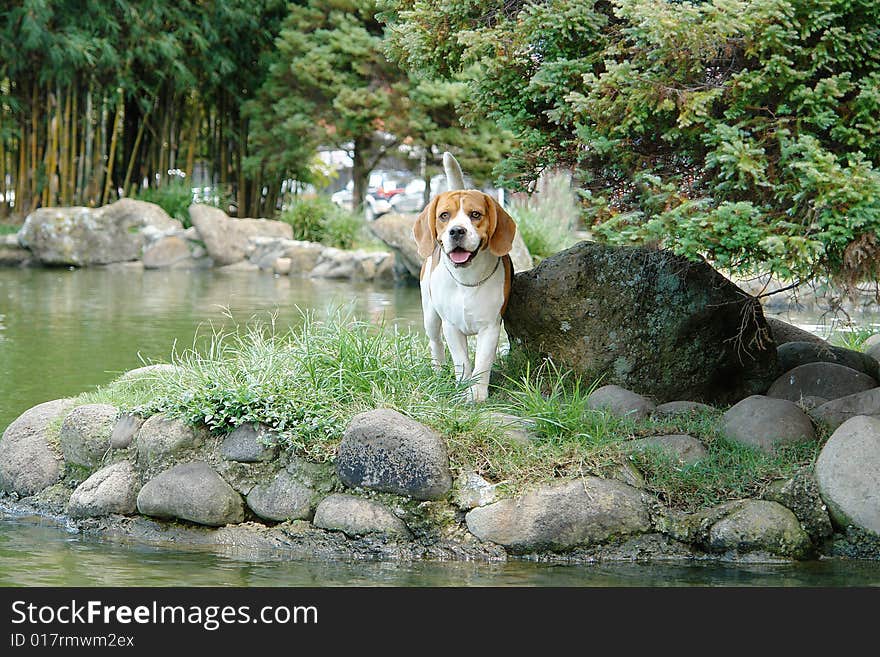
0, 223, 19, 235
279, 196, 367, 249
79, 312, 821, 508
508, 171, 580, 262
831, 326, 879, 352
134, 181, 194, 227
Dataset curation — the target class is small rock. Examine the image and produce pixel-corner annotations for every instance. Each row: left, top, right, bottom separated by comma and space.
0, 399, 71, 496
489, 412, 536, 446
285, 242, 324, 274
110, 414, 144, 450
708, 500, 812, 558
313, 493, 411, 539
586, 385, 655, 421
625, 434, 707, 465
763, 469, 833, 543
866, 340, 880, 363
864, 334, 880, 350
136, 415, 205, 466
454, 471, 499, 510
116, 363, 178, 384
143, 235, 199, 269
59, 404, 118, 467
136, 461, 244, 526
809, 387, 880, 430
815, 415, 880, 535
68, 461, 140, 518
776, 341, 879, 379
336, 409, 452, 501
653, 401, 715, 416
766, 362, 877, 403
220, 424, 279, 463
721, 395, 815, 453
246, 471, 316, 522
273, 257, 292, 275
465, 477, 650, 553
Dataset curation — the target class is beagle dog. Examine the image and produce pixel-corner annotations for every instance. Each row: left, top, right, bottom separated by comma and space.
412, 153, 517, 402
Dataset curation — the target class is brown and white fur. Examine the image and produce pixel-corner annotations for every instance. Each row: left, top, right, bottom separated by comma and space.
413, 153, 516, 402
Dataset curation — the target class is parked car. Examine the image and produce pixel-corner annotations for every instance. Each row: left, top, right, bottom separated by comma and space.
388, 175, 450, 214
331, 169, 421, 220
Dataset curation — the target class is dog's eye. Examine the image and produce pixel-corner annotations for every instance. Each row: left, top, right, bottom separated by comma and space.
469, 211, 482, 220
438, 212, 450, 221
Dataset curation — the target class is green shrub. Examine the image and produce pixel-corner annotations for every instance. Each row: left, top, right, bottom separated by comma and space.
279, 196, 364, 249
0, 223, 19, 235
134, 181, 194, 227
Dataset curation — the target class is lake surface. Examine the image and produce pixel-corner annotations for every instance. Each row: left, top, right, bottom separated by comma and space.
1, 265, 879, 587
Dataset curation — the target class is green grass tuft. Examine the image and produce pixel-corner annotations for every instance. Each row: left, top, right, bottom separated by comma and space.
74, 312, 824, 509
830, 326, 878, 352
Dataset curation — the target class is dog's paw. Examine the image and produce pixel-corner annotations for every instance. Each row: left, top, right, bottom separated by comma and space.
466, 384, 489, 404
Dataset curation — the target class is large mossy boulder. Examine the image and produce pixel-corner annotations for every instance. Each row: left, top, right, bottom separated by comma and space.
18, 199, 181, 266
503, 242, 777, 404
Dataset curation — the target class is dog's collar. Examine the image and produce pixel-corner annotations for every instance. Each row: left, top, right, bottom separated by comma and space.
442, 251, 501, 288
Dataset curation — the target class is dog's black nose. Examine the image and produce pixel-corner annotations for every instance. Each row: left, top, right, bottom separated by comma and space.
448, 226, 466, 240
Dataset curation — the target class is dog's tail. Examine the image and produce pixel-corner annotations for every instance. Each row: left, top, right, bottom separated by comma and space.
443, 151, 466, 190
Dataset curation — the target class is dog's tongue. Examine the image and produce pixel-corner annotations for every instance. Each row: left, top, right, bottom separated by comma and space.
449, 249, 471, 264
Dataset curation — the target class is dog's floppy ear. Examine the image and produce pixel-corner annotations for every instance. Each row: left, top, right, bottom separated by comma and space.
486, 194, 517, 257
413, 196, 440, 258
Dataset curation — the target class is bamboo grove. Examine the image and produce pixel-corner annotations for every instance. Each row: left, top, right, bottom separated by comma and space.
0, 0, 288, 219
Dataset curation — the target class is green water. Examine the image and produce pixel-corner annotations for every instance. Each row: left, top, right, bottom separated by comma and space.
1, 266, 879, 587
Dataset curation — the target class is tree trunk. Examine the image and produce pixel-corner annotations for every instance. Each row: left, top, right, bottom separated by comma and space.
101, 96, 123, 206
352, 136, 370, 213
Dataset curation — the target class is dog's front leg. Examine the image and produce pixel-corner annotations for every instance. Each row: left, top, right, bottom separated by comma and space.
442, 322, 472, 385
469, 321, 501, 403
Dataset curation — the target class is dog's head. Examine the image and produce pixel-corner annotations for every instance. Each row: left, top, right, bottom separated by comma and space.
412, 190, 517, 267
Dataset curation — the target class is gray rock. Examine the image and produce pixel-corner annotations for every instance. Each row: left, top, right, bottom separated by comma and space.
336, 409, 452, 501
465, 477, 650, 553
137, 461, 244, 526
708, 500, 811, 558
798, 396, 828, 411
59, 404, 118, 467
454, 471, 499, 510
285, 241, 325, 274
763, 469, 833, 543
220, 424, 279, 463
864, 334, 880, 350
0, 399, 71, 495
489, 412, 536, 447
110, 414, 144, 450
809, 388, 880, 430
0, 240, 30, 266
503, 242, 778, 405
721, 395, 815, 453
312, 493, 411, 539
866, 340, 880, 363
189, 204, 292, 266
625, 434, 708, 465
766, 317, 827, 346
68, 461, 140, 518
245, 236, 294, 270
18, 199, 181, 266
246, 471, 316, 522
777, 341, 879, 379
653, 401, 716, 416
815, 415, 880, 535
143, 235, 205, 269
767, 362, 877, 402
586, 385, 655, 420
116, 363, 178, 384
273, 257, 292, 275
309, 247, 357, 279
136, 415, 205, 465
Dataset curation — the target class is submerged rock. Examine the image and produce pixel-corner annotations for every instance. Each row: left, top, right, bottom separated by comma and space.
721, 395, 815, 453
59, 404, 118, 467
137, 461, 244, 526
766, 362, 877, 403
815, 415, 880, 535
586, 385, 655, 421
465, 477, 650, 553
336, 409, 452, 501
67, 461, 140, 518
707, 500, 811, 558
313, 493, 411, 539
0, 399, 71, 496
503, 242, 777, 404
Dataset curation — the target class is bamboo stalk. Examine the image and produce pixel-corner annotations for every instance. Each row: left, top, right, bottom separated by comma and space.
101, 95, 123, 206
60, 85, 72, 206
123, 101, 152, 196
68, 85, 78, 205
